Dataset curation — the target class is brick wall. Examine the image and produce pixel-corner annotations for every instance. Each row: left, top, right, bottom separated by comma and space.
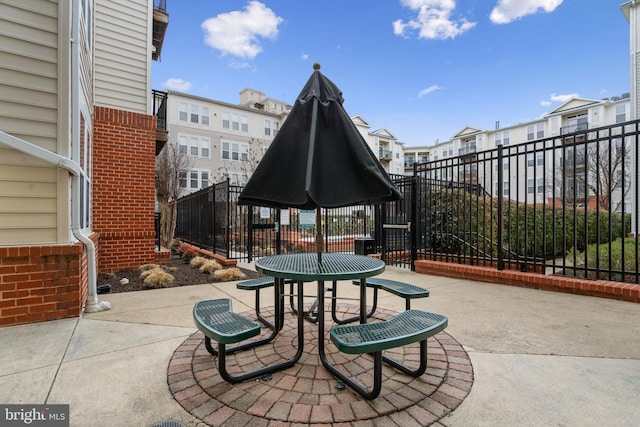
415, 259, 640, 303
0, 243, 89, 326
93, 106, 157, 272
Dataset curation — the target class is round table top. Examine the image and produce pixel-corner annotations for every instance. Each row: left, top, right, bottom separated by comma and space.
255, 253, 385, 281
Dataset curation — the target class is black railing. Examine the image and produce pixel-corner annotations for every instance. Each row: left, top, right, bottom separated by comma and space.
416, 120, 640, 283
154, 0, 166, 12
174, 183, 375, 262
152, 89, 168, 131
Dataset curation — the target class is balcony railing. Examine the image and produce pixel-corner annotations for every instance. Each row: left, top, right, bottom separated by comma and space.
379, 149, 392, 161
153, 89, 168, 154
560, 123, 589, 135
458, 145, 477, 156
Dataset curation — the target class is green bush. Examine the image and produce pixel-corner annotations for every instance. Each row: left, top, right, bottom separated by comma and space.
568, 237, 639, 281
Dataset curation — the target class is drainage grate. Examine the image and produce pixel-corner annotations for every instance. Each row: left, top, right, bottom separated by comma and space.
149, 421, 186, 427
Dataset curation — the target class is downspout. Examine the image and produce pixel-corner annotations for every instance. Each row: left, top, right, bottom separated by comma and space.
70, 0, 108, 313
0, 132, 110, 313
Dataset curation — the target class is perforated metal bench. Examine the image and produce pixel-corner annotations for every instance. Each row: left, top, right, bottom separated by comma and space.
193, 298, 303, 383
236, 277, 278, 329
331, 278, 430, 325
326, 310, 448, 399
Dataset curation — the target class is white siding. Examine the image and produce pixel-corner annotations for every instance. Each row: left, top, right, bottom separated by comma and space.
94, 0, 149, 113
0, 0, 62, 245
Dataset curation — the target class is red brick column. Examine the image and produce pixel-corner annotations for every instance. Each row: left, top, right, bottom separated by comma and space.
93, 106, 157, 272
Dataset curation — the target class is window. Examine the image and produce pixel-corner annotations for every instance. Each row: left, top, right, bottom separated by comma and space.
179, 102, 188, 121
190, 105, 199, 123
201, 171, 209, 188
201, 140, 210, 158
178, 170, 187, 188
527, 178, 534, 194
495, 130, 510, 146
527, 153, 534, 167
265, 120, 272, 136
178, 135, 188, 155
273, 121, 279, 135
565, 113, 588, 133
190, 170, 199, 188
190, 137, 199, 156
537, 177, 544, 193
232, 113, 239, 131
241, 115, 248, 132
202, 107, 209, 126
616, 104, 626, 124
537, 152, 544, 166
222, 141, 249, 161
527, 123, 544, 141
503, 181, 509, 196
222, 112, 230, 129
178, 134, 210, 158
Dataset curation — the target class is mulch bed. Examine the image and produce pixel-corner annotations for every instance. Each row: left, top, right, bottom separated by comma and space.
97, 255, 263, 293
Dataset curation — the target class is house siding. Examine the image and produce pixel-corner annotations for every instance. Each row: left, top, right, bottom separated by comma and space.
0, 0, 62, 245
94, 0, 149, 113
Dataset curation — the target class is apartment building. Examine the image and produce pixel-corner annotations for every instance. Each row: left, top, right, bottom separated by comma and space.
404, 95, 632, 208
0, 0, 168, 326
166, 89, 291, 193
167, 91, 404, 195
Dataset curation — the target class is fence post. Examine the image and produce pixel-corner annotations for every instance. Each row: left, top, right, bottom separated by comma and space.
497, 145, 505, 271
247, 207, 254, 262
410, 169, 418, 271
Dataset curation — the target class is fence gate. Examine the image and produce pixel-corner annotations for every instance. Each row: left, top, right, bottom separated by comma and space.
213, 180, 230, 256
378, 175, 416, 269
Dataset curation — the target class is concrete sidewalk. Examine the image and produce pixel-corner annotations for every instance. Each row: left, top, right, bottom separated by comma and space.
1, 263, 639, 426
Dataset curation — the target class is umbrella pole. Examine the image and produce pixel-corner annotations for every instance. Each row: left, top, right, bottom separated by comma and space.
316, 207, 322, 263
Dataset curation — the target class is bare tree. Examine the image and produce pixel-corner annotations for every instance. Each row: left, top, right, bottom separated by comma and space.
548, 136, 631, 210
585, 138, 632, 211
213, 139, 265, 185
155, 141, 193, 247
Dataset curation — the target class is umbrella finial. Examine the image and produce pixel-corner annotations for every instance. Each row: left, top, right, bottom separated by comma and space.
313, 63, 321, 71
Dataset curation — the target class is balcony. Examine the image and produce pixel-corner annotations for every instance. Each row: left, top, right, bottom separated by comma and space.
560, 122, 589, 135
153, 89, 168, 155
152, 0, 169, 61
458, 144, 477, 156
379, 149, 392, 162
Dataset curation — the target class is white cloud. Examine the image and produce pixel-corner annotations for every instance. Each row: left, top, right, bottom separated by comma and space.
418, 85, 444, 97
550, 92, 579, 102
490, 0, 563, 25
540, 100, 551, 107
163, 78, 191, 91
301, 53, 309, 60
201, 1, 283, 59
393, 0, 476, 40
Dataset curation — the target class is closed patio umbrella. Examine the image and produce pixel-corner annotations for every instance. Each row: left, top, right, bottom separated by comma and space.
239, 64, 402, 261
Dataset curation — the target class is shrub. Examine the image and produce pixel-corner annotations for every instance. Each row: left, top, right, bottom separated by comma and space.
139, 267, 163, 280
568, 237, 638, 281
143, 270, 174, 288
199, 260, 222, 274
213, 268, 247, 281
190, 256, 208, 268
139, 264, 161, 271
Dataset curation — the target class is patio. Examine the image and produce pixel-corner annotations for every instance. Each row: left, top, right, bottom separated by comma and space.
1, 263, 639, 426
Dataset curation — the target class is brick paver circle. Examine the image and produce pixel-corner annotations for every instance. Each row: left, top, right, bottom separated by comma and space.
168, 305, 473, 426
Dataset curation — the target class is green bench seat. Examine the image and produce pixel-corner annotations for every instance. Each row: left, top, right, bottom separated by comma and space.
326, 310, 447, 399
331, 278, 430, 325
193, 298, 303, 383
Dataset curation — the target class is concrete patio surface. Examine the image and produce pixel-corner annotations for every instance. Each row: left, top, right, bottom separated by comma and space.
1, 262, 639, 426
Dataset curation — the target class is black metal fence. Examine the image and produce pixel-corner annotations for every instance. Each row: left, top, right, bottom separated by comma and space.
174, 180, 376, 261
416, 120, 640, 283
172, 119, 640, 284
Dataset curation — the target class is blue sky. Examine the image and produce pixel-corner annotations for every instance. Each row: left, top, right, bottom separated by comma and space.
152, 0, 631, 147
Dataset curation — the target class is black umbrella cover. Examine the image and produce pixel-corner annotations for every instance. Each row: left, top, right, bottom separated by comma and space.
238, 64, 402, 209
